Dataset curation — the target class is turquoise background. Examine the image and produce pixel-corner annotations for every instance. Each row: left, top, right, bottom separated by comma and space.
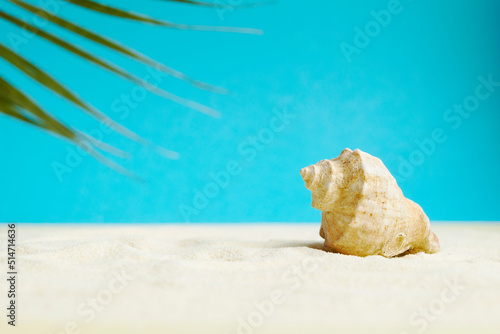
0, 0, 499, 222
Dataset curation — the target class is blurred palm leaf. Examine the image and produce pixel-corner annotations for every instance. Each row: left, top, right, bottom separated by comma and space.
0, 0, 262, 176
9, 0, 228, 93
65, 0, 263, 33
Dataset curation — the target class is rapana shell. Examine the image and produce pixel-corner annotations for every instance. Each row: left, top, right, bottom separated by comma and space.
300, 148, 440, 257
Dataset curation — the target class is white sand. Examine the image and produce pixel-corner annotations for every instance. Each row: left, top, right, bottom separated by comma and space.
1, 223, 500, 334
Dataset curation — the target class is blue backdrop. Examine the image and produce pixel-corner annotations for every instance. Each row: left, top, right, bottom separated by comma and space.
1, 0, 499, 222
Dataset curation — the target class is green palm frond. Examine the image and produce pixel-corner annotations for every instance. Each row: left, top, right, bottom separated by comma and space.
0, 76, 139, 177
156, 0, 266, 8
0, 76, 75, 140
64, 0, 263, 33
0, 0, 261, 176
0, 42, 148, 145
9, 0, 227, 94
0, 9, 220, 117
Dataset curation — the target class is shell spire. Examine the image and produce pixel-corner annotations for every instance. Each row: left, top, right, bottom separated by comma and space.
301, 148, 440, 257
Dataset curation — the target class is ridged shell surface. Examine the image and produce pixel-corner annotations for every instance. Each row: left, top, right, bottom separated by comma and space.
301, 148, 440, 257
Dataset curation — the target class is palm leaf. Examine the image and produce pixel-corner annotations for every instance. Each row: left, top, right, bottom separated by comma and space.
8, 0, 227, 94
158, 0, 239, 7
0, 10, 220, 118
0, 0, 261, 176
0, 43, 179, 159
64, 0, 263, 34
160, 0, 271, 9
0, 42, 110, 123
163, 0, 230, 7
0, 77, 75, 140
1, 72, 129, 160
0, 77, 139, 178
76, 130, 131, 159
0, 40, 178, 155
0, 99, 40, 128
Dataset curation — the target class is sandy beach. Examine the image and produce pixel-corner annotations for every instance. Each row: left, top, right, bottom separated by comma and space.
1, 223, 500, 334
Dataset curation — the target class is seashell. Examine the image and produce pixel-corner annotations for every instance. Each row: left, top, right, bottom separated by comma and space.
300, 148, 440, 257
